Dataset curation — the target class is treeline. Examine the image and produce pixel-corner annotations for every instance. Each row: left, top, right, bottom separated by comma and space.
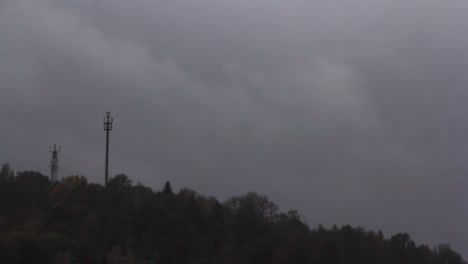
0, 163, 465, 264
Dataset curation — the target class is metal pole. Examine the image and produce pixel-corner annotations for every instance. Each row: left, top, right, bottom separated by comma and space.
105, 127, 109, 186
104, 112, 113, 187
51, 144, 54, 182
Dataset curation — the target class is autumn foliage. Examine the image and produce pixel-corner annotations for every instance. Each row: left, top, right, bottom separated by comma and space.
0, 164, 465, 264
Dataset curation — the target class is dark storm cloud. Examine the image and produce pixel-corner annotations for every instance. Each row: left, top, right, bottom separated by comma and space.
1, 0, 468, 257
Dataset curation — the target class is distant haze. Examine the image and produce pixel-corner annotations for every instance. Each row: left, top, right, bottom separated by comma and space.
1, 0, 467, 257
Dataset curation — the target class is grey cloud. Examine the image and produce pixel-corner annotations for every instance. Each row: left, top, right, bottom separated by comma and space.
1, 0, 468, 257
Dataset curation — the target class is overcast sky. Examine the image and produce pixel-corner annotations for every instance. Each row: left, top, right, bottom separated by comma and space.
1, 0, 468, 257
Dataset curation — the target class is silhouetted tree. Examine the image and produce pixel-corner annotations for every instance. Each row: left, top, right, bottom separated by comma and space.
108, 174, 132, 191
0, 163, 466, 264
0, 163, 14, 183
436, 244, 463, 264
163, 181, 173, 195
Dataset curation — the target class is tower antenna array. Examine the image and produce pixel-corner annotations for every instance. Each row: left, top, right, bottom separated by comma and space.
49, 144, 61, 182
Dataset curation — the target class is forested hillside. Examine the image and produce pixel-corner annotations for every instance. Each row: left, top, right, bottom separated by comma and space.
0, 163, 465, 264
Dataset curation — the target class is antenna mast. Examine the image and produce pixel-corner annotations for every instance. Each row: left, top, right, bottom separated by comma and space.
104, 111, 113, 187
49, 144, 61, 182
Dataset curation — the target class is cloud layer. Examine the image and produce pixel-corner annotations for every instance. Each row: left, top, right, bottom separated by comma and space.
1, 0, 468, 257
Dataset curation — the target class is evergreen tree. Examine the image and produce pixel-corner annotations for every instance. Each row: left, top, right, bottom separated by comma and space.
163, 181, 173, 195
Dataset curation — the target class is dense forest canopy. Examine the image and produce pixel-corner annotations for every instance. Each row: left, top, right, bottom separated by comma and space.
0, 163, 465, 264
